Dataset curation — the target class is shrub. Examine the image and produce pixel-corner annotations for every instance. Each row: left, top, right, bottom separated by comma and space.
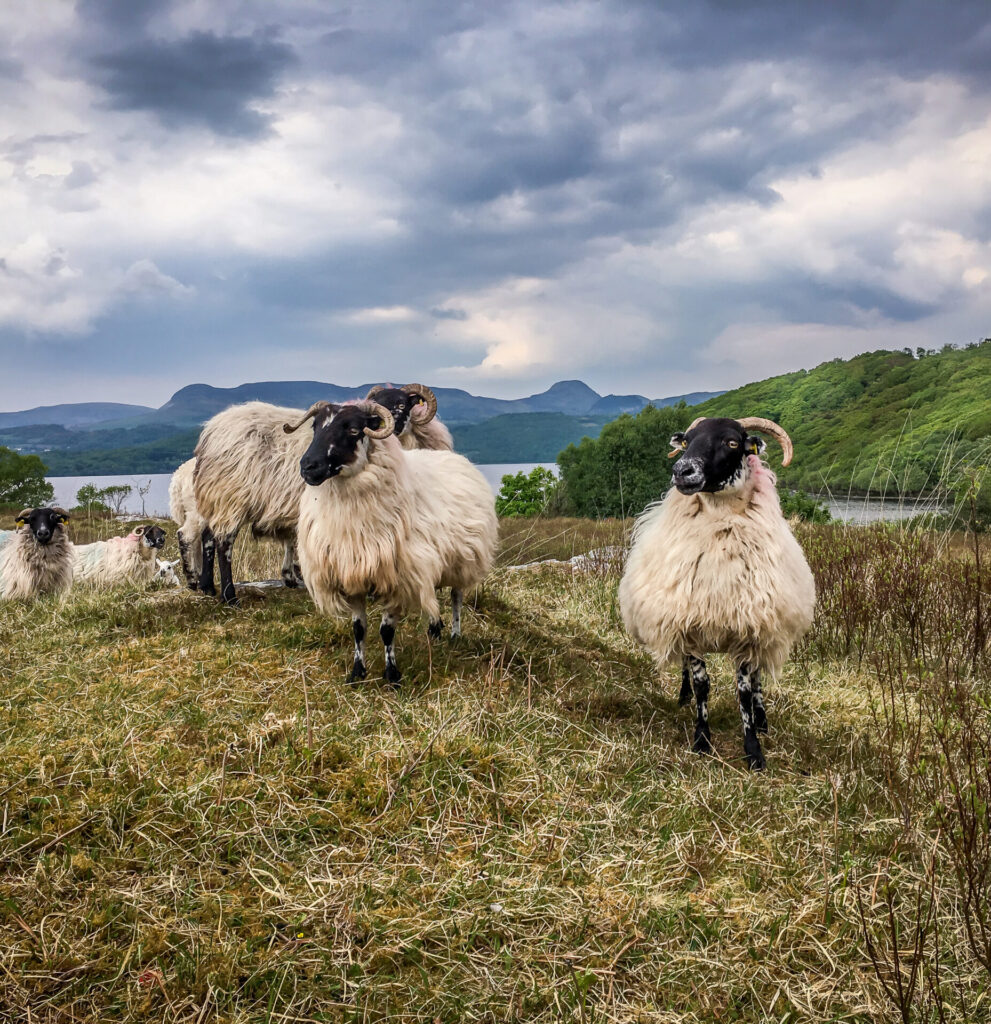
496, 466, 559, 517
0, 446, 54, 508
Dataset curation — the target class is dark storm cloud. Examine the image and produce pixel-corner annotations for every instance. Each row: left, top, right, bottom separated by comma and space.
91, 30, 296, 137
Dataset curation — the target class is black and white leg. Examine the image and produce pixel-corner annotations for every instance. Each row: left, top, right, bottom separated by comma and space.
736, 662, 765, 771
176, 530, 198, 591
751, 667, 768, 734
678, 656, 693, 706
199, 527, 217, 596
217, 531, 239, 606
347, 596, 367, 683
450, 589, 463, 639
688, 655, 712, 754
380, 611, 402, 687
280, 542, 298, 588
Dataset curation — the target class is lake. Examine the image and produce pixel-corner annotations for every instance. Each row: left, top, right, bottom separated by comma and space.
46, 464, 559, 517
46, 468, 946, 523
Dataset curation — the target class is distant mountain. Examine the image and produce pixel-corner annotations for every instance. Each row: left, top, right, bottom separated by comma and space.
2, 377, 727, 472
0, 402, 153, 429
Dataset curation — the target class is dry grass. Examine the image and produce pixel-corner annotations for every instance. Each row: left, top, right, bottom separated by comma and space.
0, 513, 988, 1021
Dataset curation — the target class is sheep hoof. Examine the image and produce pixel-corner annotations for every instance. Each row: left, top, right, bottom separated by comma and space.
427, 619, 443, 639
744, 737, 765, 771
692, 730, 713, 755
384, 664, 402, 688
678, 688, 693, 707
282, 574, 299, 589
347, 661, 366, 685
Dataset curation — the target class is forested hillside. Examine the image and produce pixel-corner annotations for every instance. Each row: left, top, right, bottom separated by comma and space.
690, 342, 991, 493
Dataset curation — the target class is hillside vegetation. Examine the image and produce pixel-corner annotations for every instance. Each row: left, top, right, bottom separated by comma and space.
1, 515, 989, 1020
689, 341, 991, 495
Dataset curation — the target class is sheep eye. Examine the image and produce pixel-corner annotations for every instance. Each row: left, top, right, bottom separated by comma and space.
349, 427, 360, 436
727, 440, 739, 449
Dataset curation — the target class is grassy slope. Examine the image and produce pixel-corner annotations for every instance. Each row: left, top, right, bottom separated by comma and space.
689, 343, 991, 494
0, 515, 987, 1020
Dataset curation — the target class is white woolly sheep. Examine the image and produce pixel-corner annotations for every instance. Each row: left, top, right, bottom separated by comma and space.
365, 383, 455, 452
168, 458, 206, 590
0, 507, 74, 600
618, 416, 815, 770
72, 524, 167, 588
193, 402, 310, 604
288, 399, 497, 686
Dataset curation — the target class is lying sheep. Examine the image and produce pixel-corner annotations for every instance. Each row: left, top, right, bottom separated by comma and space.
193, 401, 309, 604
287, 399, 497, 685
618, 416, 815, 770
72, 524, 167, 587
0, 507, 74, 600
168, 458, 204, 590
366, 383, 454, 451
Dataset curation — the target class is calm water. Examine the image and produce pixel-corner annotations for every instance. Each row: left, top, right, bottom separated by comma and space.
47, 469, 942, 523
47, 464, 559, 516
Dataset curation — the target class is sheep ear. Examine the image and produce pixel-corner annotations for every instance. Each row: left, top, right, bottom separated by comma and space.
746, 435, 766, 456
134, 526, 146, 535
667, 433, 688, 459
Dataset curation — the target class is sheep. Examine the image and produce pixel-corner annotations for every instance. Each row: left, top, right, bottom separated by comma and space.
193, 401, 309, 604
287, 399, 497, 686
168, 458, 205, 590
618, 416, 815, 770
72, 524, 167, 587
0, 507, 74, 600
365, 383, 454, 452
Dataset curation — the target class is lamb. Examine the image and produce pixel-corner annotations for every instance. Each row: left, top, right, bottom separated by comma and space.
0, 507, 74, 600
168, 458, 205, 590
72, 524, 167, 587
287, 399, 497, 686
366, 383, 454, 451
192, 401, 310, 604
618, 416, 815, 770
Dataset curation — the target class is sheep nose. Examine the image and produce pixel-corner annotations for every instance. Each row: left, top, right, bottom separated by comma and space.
35, 528, 51, 542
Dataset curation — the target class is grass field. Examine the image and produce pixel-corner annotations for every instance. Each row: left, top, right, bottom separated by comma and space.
1, 513, 989, 1022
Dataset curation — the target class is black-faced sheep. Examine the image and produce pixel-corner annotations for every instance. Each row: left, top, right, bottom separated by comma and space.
192, 402, 310, 605
72, 524, 167, 587
286, 399, 497, 686
365, 383, 455, 452
618, 416, 815, 770
0, 507, 74, 600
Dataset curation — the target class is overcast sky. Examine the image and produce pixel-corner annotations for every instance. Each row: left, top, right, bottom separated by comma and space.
2, 0, 990, 409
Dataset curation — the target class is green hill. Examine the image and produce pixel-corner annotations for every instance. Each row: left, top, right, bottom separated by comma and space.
686, 341, 991, 494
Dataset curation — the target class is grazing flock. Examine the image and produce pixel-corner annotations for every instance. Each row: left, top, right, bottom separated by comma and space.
2, 384, 814, 770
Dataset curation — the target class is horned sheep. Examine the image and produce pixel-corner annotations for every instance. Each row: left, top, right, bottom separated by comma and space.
72, 524, 167, 587
618, 416, 815, 770
365, 383, 454, 452
287, 399, 497, 686
192, 402, 309, 604
0, 507, 74, 600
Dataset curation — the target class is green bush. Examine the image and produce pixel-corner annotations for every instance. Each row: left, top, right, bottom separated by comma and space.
496, 467, 559, 517
557, 404, 688, 518
0, 446, 54, 508
779, 488, 832, 523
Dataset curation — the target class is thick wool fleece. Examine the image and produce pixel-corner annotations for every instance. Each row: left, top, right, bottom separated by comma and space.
169, 457, 205, 580
401, 408, 455, 452
297, 425, 496, 620
72, 530, 159, 587
618, 455, 815, 677
0, 527, 74, 600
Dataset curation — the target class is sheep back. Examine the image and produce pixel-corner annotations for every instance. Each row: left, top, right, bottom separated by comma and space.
194, 402, 311, 538
72, 531, 158, 586
618, 457, 814, 677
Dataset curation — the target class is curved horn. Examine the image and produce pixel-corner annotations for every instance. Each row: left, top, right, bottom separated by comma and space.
362, 402, 395, 439
365, 384, 388, 400
52, 507, 70, 518
16, 508, 32, 521
401, 383, 437, 422
283, 402, 335, 434
737, 417, 794, 467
